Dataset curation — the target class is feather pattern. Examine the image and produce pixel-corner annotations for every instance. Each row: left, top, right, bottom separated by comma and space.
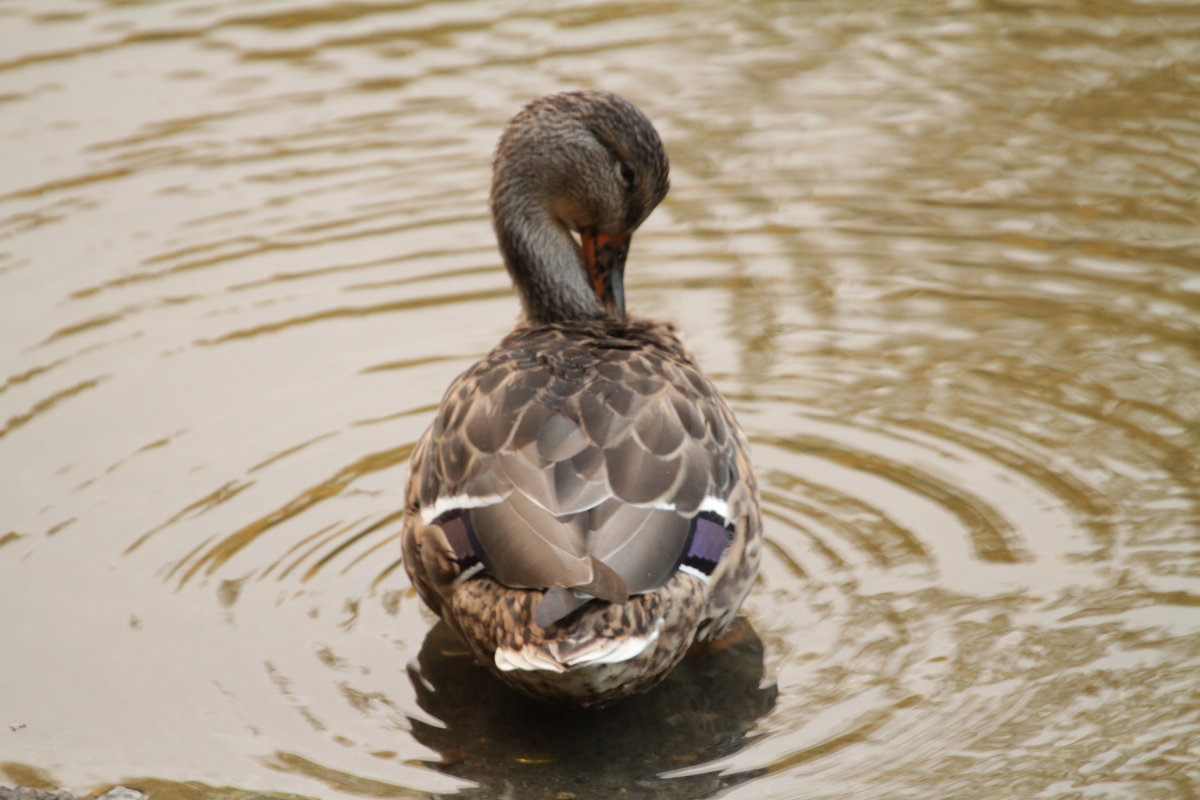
402, 91, 761, 705
413, 320, 746, 589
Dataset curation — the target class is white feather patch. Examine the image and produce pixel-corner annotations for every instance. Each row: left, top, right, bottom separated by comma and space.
494, 626, 661, 672
697, 495, 730, 519
647, 495, 730, 520
420, 493, 505, 525
561, 628, 660, 667
495, 645, 568, 673
451, 561, 485, 589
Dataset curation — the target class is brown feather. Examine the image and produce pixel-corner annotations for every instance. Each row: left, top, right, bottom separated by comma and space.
409, 320, 748, 598
401, 91, 761, 705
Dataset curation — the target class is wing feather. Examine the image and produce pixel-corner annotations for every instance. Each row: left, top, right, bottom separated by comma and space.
409, 320, 749, 604
469, 491, 592, 588
586, 498, 689, 594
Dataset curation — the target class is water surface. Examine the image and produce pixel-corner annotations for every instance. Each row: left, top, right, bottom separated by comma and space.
2, 1, 1198, 799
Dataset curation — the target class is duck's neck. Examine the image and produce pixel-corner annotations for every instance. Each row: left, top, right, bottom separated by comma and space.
491, 189, 607, 326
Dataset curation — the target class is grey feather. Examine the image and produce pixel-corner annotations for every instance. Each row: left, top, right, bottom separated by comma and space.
401, 91, 761, 705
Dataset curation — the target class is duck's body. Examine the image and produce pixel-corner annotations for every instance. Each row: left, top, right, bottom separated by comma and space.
402, 91, 760, 705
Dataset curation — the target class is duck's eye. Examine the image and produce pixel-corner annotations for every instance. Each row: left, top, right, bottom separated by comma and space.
618, 162, 636, 187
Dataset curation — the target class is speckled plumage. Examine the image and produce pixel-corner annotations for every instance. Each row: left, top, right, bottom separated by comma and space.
402, 91, 761, 705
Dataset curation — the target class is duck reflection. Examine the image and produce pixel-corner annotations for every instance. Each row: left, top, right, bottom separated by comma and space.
407, 619, 776, 799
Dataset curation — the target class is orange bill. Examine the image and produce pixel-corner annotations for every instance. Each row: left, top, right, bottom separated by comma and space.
580, 227, 631, 318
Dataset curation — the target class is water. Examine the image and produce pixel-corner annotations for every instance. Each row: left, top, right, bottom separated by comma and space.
2, 1, 1198, 798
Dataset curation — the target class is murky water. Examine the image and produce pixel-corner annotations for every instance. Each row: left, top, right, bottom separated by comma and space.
2, 1, 1198, 798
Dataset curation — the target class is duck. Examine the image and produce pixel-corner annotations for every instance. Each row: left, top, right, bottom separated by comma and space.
402, 90, 761, 706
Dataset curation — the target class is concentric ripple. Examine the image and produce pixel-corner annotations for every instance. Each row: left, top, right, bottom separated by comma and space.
2, 1, 1198, 799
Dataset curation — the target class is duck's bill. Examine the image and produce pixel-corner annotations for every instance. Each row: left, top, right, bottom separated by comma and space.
581, 228, 631, 318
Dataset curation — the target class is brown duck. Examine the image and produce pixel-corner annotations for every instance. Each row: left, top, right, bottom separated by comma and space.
403, 90, 761, 706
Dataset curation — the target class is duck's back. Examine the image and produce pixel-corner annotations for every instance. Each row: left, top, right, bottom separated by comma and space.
404, 318, 758, 640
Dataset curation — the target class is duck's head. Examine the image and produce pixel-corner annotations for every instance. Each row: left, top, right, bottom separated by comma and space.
490, 91, 671, 324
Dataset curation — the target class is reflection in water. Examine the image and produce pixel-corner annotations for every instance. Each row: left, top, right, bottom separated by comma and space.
403, 621, 774, 800
1, 0, 1199, 798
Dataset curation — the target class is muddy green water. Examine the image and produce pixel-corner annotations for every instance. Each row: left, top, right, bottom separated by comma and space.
2, 1, 1198, 799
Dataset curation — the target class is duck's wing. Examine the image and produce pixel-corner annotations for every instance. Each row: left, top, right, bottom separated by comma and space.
405, 323, 750, 625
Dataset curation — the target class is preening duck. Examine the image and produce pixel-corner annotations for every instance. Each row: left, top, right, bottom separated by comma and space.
402, 90, 761, 705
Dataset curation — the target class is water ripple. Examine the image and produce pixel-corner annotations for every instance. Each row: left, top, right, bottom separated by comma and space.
1, 1, 1197, 798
